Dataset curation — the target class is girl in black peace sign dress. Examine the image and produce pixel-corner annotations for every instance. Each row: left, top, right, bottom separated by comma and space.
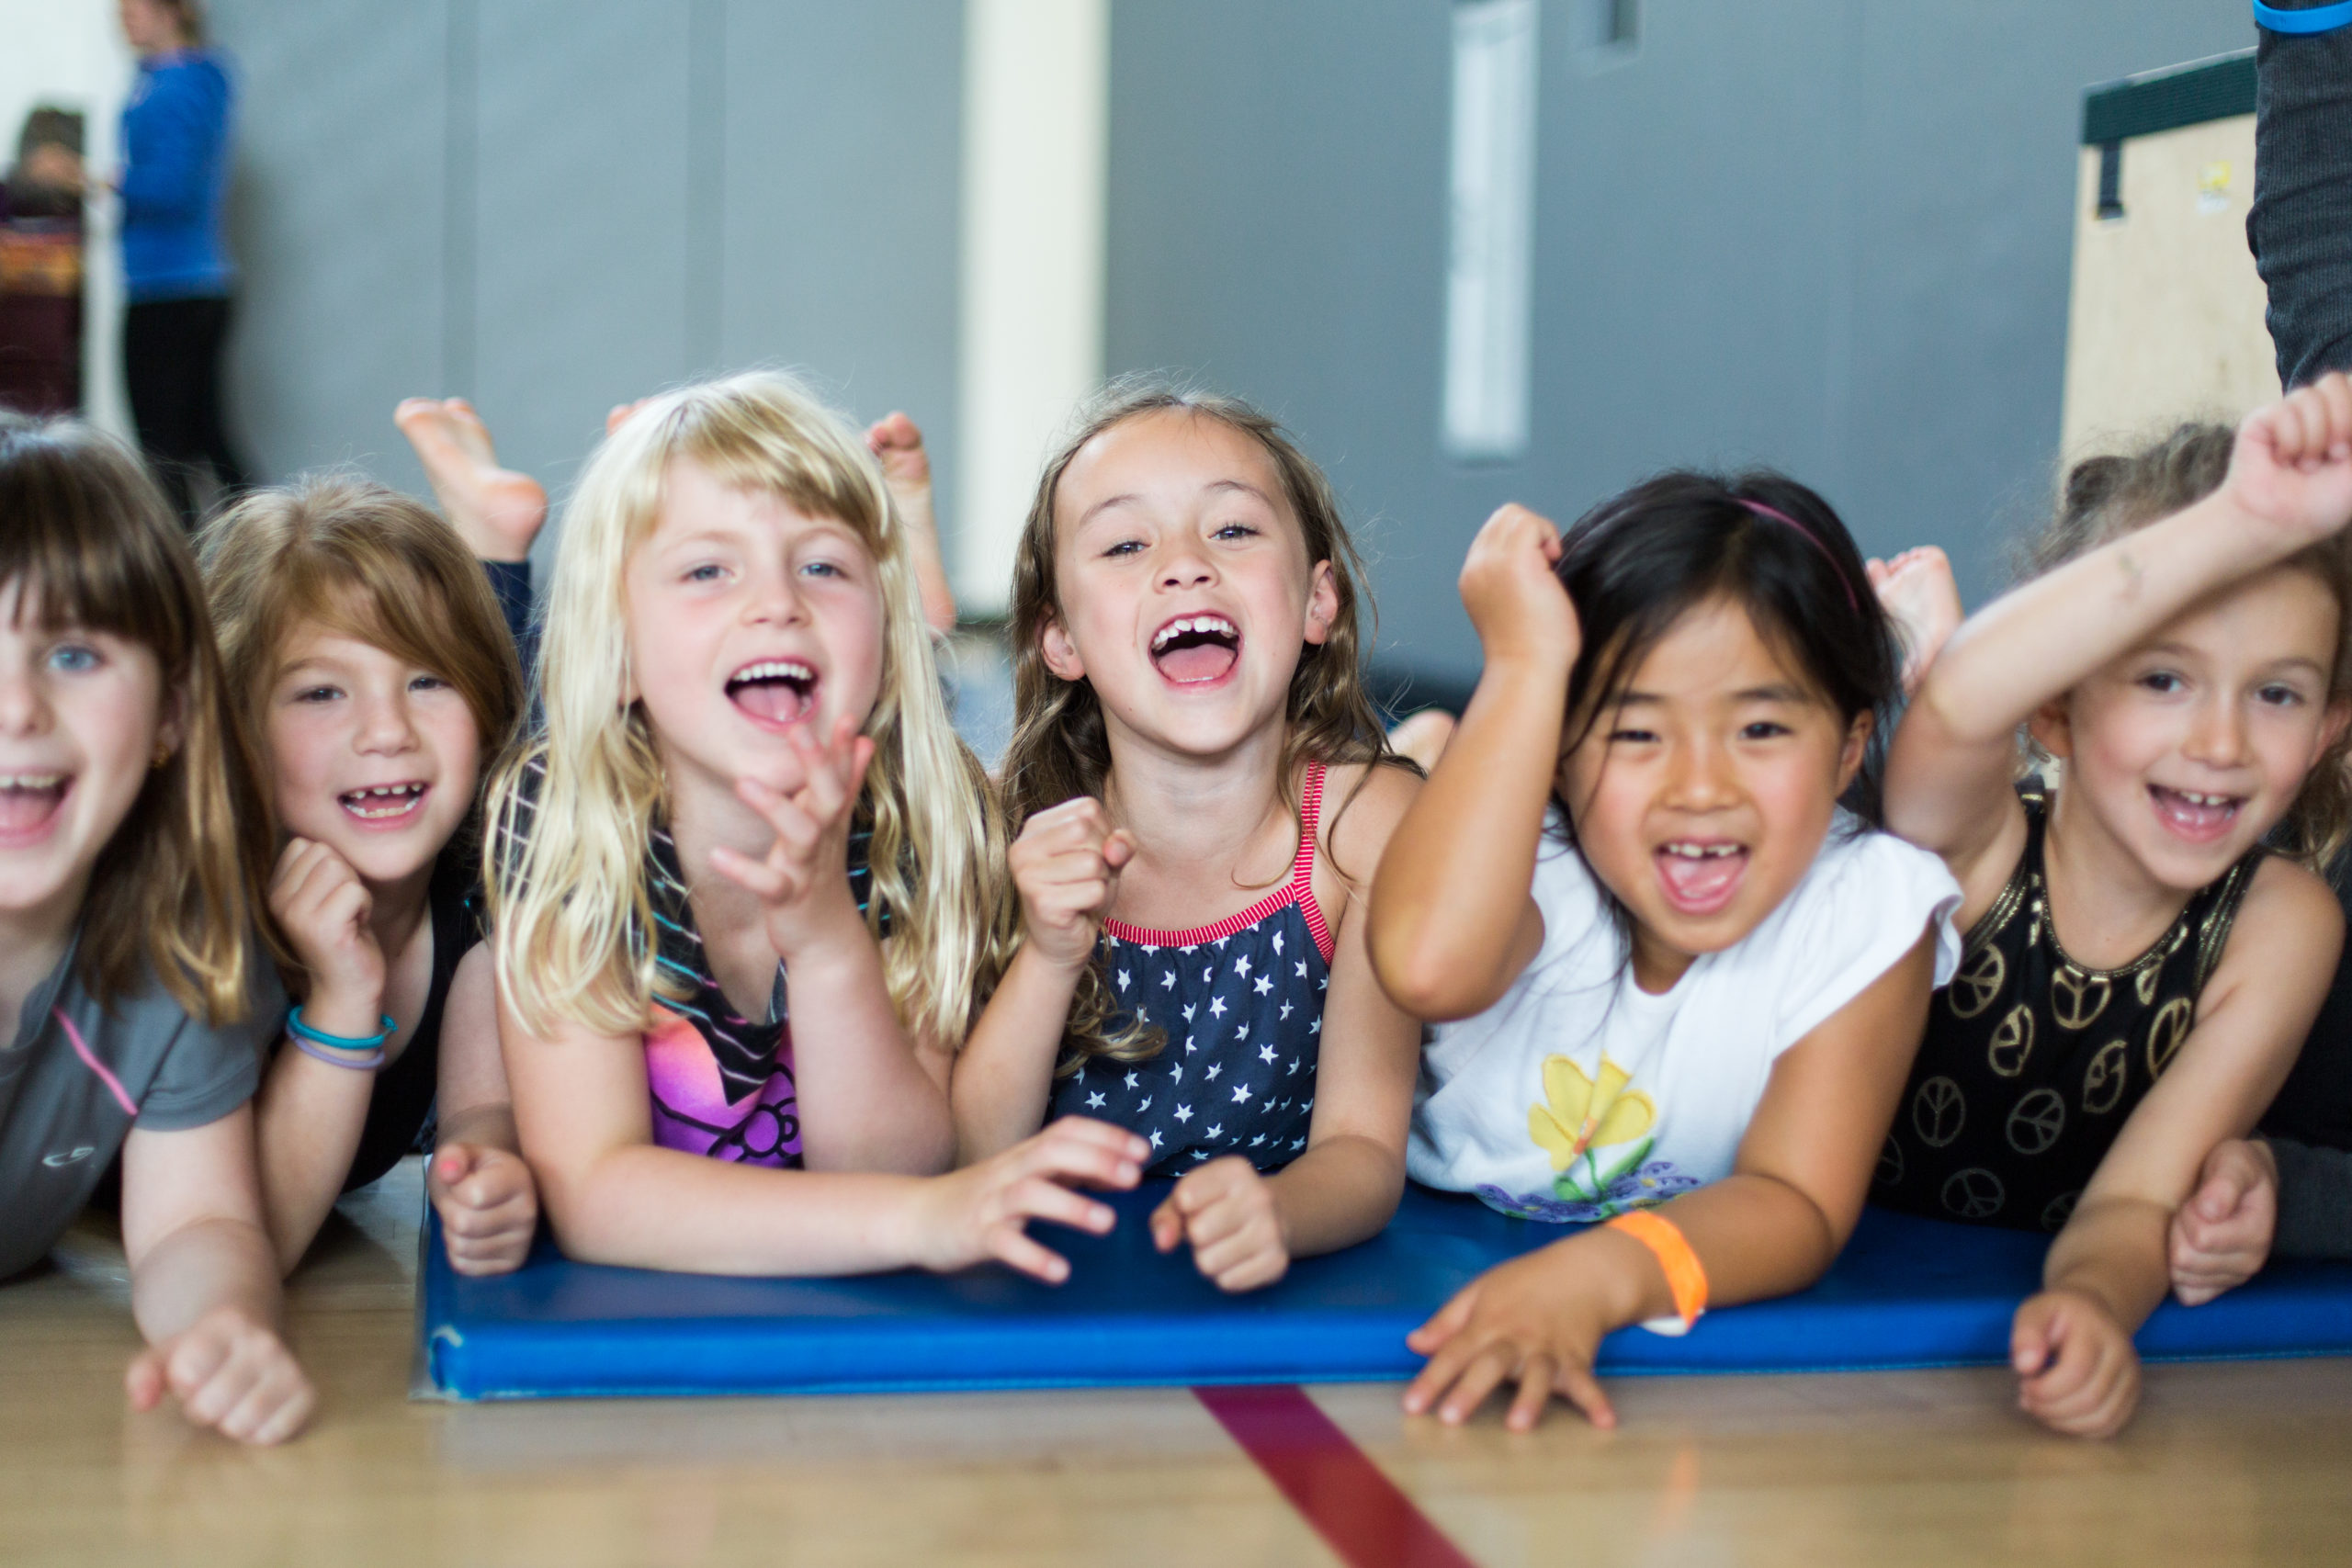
1871, 376, 2352, 1439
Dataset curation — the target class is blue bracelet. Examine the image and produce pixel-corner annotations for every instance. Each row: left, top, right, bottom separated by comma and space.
287, 1004, 396, 1052
290, 1035, 386, 1071
2255, 0, 2352, 34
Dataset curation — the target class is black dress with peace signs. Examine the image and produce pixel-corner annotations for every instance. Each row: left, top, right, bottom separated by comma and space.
1871, 791, 2262, 1233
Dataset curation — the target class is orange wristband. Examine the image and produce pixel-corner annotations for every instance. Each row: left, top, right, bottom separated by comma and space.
1605, 1209, 1709, 1330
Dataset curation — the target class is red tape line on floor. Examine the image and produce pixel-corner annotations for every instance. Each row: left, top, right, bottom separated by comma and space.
1194, 1384, 1476, 1568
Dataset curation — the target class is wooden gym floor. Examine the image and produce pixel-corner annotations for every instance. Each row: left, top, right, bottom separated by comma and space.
6, 1158, 2349, 1567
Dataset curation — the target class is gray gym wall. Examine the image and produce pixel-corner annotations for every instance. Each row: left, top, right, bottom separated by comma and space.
204, 0, 964, 564
199, 0, 2250, 685
1107, 0, 2255, 691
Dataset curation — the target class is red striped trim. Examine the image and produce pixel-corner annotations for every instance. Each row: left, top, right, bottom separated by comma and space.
1196, 1384, 1475, 1568
1102, 762, 1335, 963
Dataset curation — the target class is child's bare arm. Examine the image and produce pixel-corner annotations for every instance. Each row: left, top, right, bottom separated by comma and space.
1865, 546, 1962, 698
1152, 765, 1425, 1289
2023, 855, 2341, 1437
866, 412, 958, 635
429, 942, 537, 1275
710, 719, 953, 1176
1371, 505, 1571, 1020
119, 1108, 315, 1445
1406, 926, 1937, 1430
503, 984, 1145, 1278
1889, 376, 2352, 908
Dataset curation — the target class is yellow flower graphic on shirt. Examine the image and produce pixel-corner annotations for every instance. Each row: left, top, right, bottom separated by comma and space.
1529, 1055, 1657, 1204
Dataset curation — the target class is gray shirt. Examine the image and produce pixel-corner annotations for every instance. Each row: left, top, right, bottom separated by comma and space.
0, 933, 277, 1280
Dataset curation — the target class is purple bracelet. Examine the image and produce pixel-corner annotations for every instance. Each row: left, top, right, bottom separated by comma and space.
290, 1034, 385, 1071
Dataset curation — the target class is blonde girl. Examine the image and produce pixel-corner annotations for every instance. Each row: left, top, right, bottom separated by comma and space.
0, 413, 311, 1444
1874, 376, 2352, 1438
200, 479, 537, 1276
487, 371, 1145, 1280
954, 383, 1424, 1292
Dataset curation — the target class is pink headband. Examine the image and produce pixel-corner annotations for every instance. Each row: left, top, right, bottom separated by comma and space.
1738, 498, 1858, 613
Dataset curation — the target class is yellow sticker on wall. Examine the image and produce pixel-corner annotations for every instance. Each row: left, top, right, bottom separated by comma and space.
2199, 161, 2233, 216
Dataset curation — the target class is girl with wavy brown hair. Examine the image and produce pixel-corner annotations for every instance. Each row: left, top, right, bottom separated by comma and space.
953, 381, 1424, 1292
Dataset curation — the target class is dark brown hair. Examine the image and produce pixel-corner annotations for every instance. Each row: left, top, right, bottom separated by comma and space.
2033, 423, 2352, 867
0, 413, 267, 1022
1001, 378, 1407, 1071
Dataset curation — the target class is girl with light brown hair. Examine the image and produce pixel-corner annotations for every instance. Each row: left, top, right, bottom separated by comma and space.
952, 380, 1425, 1292
200, 476, 538, 1277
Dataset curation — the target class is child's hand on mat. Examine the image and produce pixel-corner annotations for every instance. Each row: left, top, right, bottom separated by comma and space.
126, 1305, 314, 1446
1402, 1237, 1631, 1431
1150, 1156, 1289, 1292
429, 1144, 540, 1276
1459, 503, 1577, 673
1866, 546, 1963, 697
2010, 1288, 2141, 1438
2169, 1138, 2278, 1305
268, 838, 384, 1026
1009, 797, 1136, 972
711, 717, 877, 959
2229, 371, 2352, 541
910, 1118, 1148, 1283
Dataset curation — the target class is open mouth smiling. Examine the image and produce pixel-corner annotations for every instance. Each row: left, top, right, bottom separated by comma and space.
2149, 784, 2243, 844
339, 781, 431, 824
1654, 838, 1748, 917
726, 659, 820, 728
0, 772, 69, 842
1150, 615, 1240, 685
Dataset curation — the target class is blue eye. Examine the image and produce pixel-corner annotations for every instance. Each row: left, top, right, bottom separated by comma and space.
684, 563, 725, 583
1213, 522, 1260, 541
45, 644, 100, 673
801, 559, 845, 580
1102, 539, 1146, 558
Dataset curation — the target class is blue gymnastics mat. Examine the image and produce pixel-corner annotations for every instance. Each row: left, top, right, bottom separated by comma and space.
418, 1183, 2352, 1401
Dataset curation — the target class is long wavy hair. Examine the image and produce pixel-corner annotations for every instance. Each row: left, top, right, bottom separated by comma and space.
0, 413, 268, 1023
484, 371, 1009, 1047
1001, 378, 1405, 1071
2030, 423, 2352, 869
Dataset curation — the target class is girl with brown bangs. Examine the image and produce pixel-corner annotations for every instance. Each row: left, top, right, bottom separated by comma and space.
0, 413, 311, 1446
200, 478, 540, 1278
954, 382, 1424, 1292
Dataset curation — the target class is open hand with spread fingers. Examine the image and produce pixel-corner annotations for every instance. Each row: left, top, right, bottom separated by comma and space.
707, 716, 877, 959
906, 1118, 1149, 1283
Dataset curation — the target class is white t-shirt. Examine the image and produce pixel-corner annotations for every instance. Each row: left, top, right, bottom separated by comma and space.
1408, 813, 1963, 1223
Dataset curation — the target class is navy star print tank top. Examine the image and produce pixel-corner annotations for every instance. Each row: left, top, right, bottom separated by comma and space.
1046, 762, 1335, 1177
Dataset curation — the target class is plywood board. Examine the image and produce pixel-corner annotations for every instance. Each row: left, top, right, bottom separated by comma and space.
2061, 114, 2276, 462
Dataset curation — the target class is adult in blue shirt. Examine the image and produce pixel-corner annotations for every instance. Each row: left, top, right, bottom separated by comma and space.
113, 0, 250, 524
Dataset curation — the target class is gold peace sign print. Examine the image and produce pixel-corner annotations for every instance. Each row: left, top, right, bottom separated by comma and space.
1987, 1003, 2035, 1077
2049, 964, 2110, 1031
1948, 946, 2005, 1019
2082, 1038, 2128, 1114
1912, 1076, 1966, 1148
2146, 997, 2193, 1077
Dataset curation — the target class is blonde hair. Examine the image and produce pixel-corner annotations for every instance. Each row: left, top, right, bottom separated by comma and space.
0, 414, 266, 1023
485, 371, 1007, 1046
2035, 423, 2352, 869
1001, 378, 1406, 1071
198, 477, 526, 988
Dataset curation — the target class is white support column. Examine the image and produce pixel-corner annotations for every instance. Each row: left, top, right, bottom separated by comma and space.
954, 0, 1109, 616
